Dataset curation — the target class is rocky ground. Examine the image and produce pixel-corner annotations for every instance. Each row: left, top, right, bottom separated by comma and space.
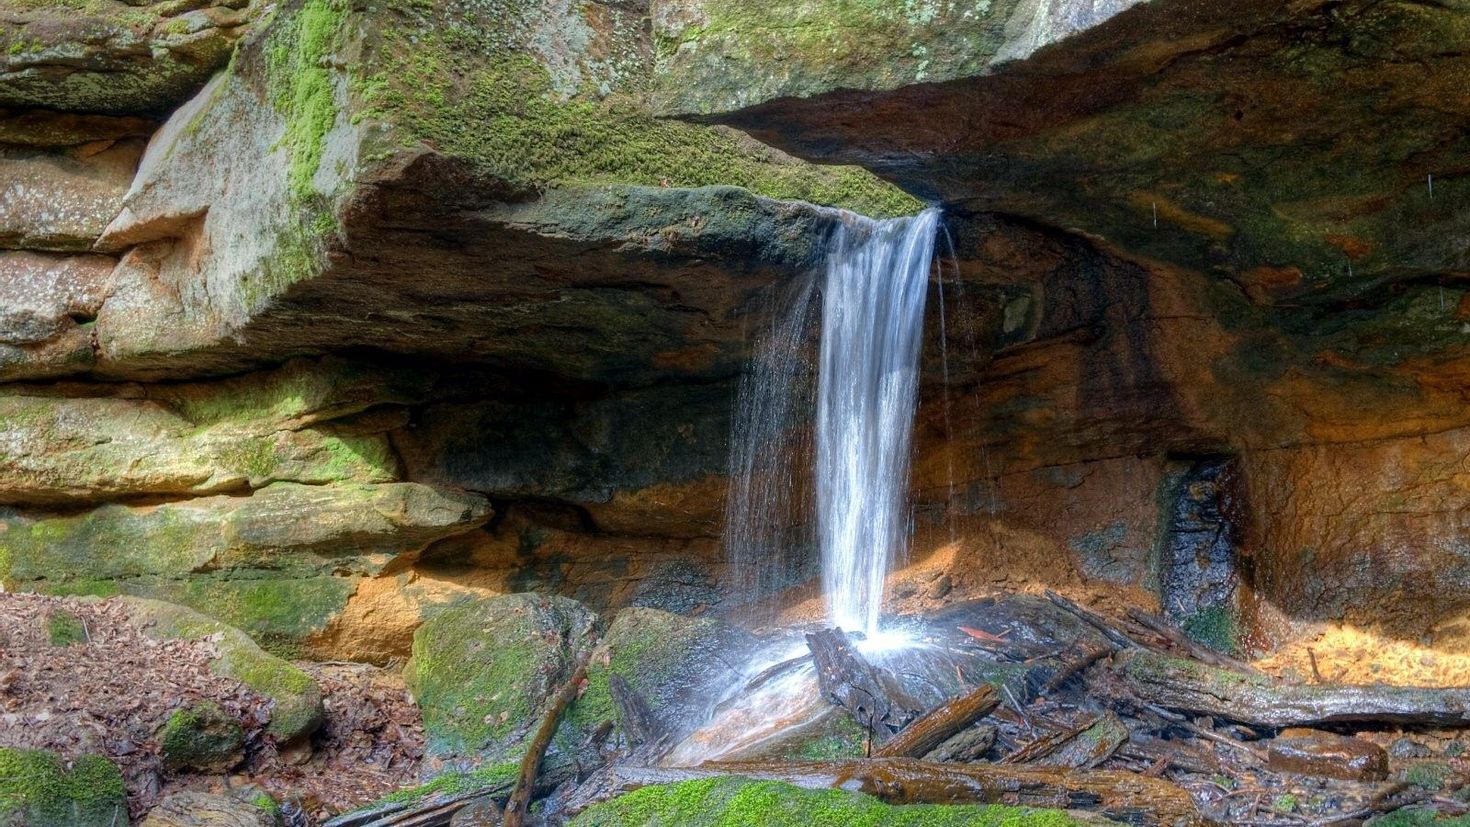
0, 594, 424, 821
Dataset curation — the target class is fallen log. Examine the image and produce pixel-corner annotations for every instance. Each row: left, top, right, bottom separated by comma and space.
1043, 591, 1138, 650
1029, 712, 1129, 770
872, 683, 999, 758
806, 628, 920, 737
923, 724, 996, 762
1104, 649, 1470, 728
1124, 609, 1265, 677
564, 758, 1212, 826
503, 647, 594, 827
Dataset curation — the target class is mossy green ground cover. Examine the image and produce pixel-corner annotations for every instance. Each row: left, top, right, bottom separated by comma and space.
570, 777, 1104, 827
0, 749, 126, 827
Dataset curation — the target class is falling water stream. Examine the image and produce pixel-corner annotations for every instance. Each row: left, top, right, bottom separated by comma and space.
817, 209, 942, 636
673, 208, 942, 764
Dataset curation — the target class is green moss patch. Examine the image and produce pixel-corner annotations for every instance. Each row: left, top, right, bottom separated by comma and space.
406, 593, 597, 761
159, 701, 246, 773
45, 611, 86, 647
0, 749, 126, 827
355, 0, 918, 217
122, 598, 324, 742
569, 777, 1106, 827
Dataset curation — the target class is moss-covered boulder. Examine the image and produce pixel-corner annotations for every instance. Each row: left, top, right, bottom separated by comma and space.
0, 748, 126, 827
568, 776, 1117, 826
0, 0, 252, 114
651, 0, 1141, 116
75, 0, 917, 385
158, 701, 246, 773
406, 593, 598, 766
566, 607, 754, 750
121, 597, 324, 742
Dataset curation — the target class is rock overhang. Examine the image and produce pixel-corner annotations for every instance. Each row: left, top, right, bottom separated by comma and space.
654, 0, 1470, 327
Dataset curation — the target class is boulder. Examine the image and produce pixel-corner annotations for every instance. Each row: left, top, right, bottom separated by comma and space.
0, 0, 252, 114
140, 792, 275, 827
565, 607, 755, 751
158, 701, 246, 773
405, 593, 598, 765
122, 597, 324, 741
0, 748, 126, 827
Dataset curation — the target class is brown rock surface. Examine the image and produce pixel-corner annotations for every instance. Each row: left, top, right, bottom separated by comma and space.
1267, 728, 1389, 782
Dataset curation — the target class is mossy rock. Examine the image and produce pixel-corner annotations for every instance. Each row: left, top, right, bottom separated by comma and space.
564, 607, 755, 752
159, 701, 246, 773
120, 597, 324, 742
0, 748, 126, 827
568, 776, 1118, 826
406, 593, 598, 764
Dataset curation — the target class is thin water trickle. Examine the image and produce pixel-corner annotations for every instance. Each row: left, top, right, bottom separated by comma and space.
817, 209, 942, 636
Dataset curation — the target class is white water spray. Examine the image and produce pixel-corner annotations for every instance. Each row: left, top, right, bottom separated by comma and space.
816, 209, 941, 636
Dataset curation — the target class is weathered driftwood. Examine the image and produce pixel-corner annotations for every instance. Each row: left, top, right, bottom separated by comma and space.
1117, 736, 1221, 775
873, 684, 998, 758
503, 648, 593, 827
1106, 649, 1470, 728
806, 628, 919, 736
923, 724, 996, 762
573, 758, 1211, 827
1043, 591, 1138, 650
1124, 609, 1265, 677
1029, 712, 1129, 770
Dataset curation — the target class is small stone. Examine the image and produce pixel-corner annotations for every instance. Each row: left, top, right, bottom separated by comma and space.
159, 701, 245, 774
1267, 728, 1388, 782
1389, 738, 1433, 759
924, 574, 953, 600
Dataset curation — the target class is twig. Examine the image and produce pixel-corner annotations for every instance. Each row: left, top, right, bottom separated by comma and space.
503, 647, 594, 827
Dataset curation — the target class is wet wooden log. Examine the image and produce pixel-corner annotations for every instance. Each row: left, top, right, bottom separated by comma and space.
1043, 591, 1138, 650
1124, 609, 1265, 677
872, 684, 999, 758
805, 628, 919, 737
565, 758, 1212, 826
923, 724, 996, 762
503, 648, 593, 827
1029, 712, 1129, 770
1104, 649, 1470, 728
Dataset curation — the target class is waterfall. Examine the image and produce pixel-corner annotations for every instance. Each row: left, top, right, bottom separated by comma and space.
724, 207, 939, 637
817, 209, 941, 636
